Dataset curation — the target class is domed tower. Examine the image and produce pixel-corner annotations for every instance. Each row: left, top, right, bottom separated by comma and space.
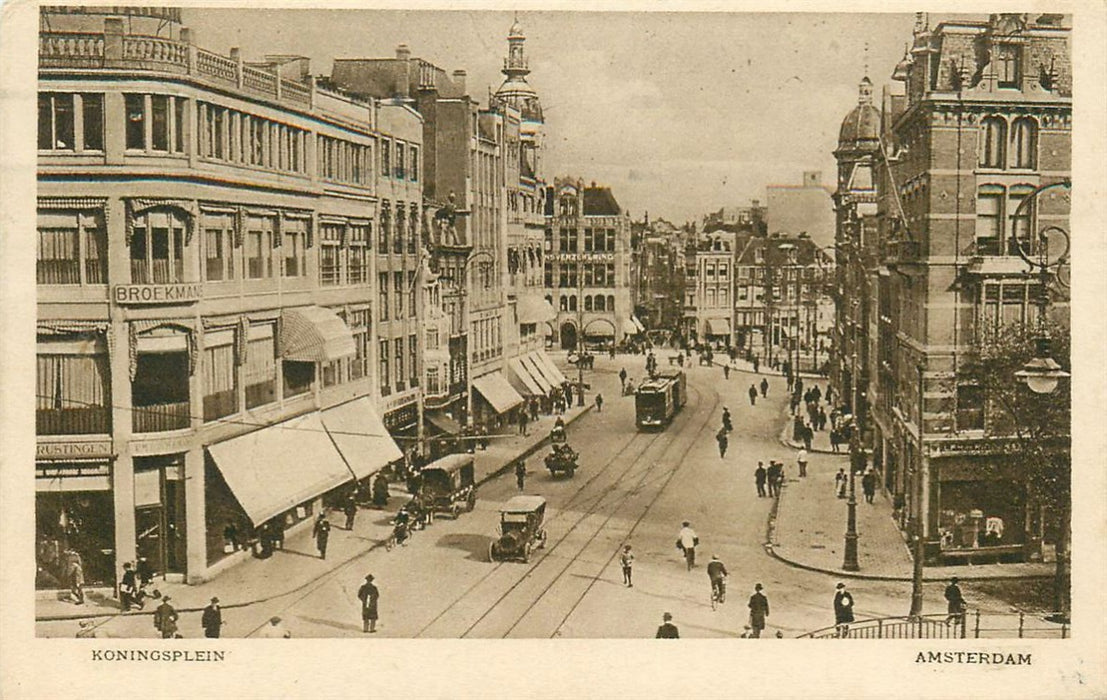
493, 14, 545, 185
835, 76, 881, 207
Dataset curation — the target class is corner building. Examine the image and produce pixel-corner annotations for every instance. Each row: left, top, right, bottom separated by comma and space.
35, 7, 415, 587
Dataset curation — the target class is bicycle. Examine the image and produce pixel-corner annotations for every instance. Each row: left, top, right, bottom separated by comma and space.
710, 576, 727, 611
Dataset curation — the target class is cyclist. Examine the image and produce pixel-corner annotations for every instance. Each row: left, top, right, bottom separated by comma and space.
707, 554, 729, 607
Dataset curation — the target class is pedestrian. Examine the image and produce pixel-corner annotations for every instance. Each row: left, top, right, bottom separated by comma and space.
723, 364, 730, 380
258, 615, 291, 638
63, 549, 85, 605
752, 356, 760, 373
797, 448, 808, 478
119, 561, 141, 611
760, 377, 768, 398
829, 429, 841, 453
564, 383, 573, 406
515, 459, 527, 491
595, 393, 604, 412
716, 429, 728, 459
795, 377, 804, 397
518, 408, 529, 435
620, 544, 635, 587
826, 386, 835, 406
817, 406, 827, 431
656, 612, 680, 638
812, 385, 822, 403
748, 384, 758, 406
154, 596, 179, 639
748, 583, 770, 638
802, 424, 813, 451
313, 514, 331, 560
358, 574, 380, 633
373, 471, 390, 508
619, 367, 627, 389
677, 521, 699, 570
835, 468, 848, 498
201, 597, 222, 638
344, 493, 358, 531
531, 397, 540, 422
944, 576, 966, 626
786, 373, 794, 393
722, 407, 732, 433
774, 461, 786, 493
764, 462, 779, 497
862, 468, 877, 504
833, 582, 855, 638
755, 462, 767, 497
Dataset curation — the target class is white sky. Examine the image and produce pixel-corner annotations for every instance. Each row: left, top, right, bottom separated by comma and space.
186, 9, 918, 223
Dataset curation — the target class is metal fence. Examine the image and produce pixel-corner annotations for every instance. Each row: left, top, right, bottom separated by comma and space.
797, 611, 1069, 639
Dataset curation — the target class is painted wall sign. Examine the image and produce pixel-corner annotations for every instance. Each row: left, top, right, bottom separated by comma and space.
114, 284, 203, 305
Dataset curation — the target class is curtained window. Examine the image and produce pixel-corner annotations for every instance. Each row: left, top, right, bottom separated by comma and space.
131, 209, 187, 284
1011, 118, 1037, 169
203, 338, 237, 422
38, 210, 106, 285
203, 212, 236, 282
244, 326, 276, 409
36, 352, 111, 435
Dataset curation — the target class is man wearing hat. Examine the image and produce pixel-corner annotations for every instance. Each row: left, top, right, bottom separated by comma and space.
748, 583, 770, 638
258, 616, 291, 638
358, 574, 380, 633
201, 597, 223, 638
154, 595, 179, 639
655, 612, 679, 638
833, 582, 855, 638
944, 576, 966, 626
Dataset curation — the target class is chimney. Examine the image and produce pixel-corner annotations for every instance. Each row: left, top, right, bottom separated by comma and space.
396, 43, 411, 61
395, 44, 412, 100
452, 69, 467, 95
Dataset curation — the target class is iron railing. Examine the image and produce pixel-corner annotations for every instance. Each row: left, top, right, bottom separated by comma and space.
797, 610, 1069, 639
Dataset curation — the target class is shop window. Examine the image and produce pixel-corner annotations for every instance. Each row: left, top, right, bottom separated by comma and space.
203, 212, 236, 282
203, 338, 237, 422
37, 209, 106, 285
245, 216, 275, 280
130, 209, 188, 284
36, 489, 115, 589
937, 480, 1024, 551
956, 384, 985, 431
132, 351, 190, 432
282, 360, 313, 397
244, 325, 277, 409
36, 351, 111, 435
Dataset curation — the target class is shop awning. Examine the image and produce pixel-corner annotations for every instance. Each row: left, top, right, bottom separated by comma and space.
280, 306, 356, 362
621, 318, 639, 336
321, 397, 403, 481
583, 324, 615, 338
522, 352, 557, 391
507, 357, 546, 396
706, 318, 731, 336
207, 412, 354, 527
534, 350, 568, 385
472, 372, 524, 414
425, 410, 462, 435
632, 316, 646, 332
518, 295, 557, 324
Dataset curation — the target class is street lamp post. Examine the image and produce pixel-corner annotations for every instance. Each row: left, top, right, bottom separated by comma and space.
909, 362, 927, 618
842, 349, 861, 571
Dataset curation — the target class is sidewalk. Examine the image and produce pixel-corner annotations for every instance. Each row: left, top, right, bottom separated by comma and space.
36, 373, 595, 622
768, 415, 1053, 582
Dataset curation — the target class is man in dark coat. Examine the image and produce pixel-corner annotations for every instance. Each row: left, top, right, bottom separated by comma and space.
619, 367, 627, 389
755, 462, 767, 497
861, 469, 877, 504
343, 493, 358, 531
833, 582, 855, 637
515, 459, 527, 491
154, 596, 179, 639
313, 515, 331, 560
748, 583, 770, 638
760, 377, 769, 398
201, 597, 222, 638
119, 561, 141, 611
655, 612, 679, 638
748, 384, 758, 406
944, 577, 966, 626
716, 429, 728, 459
358, 574, 380, 633
752, 356, 760, 373
518, 408, 529, 435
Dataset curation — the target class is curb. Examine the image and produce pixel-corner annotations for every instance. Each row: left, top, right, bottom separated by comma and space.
39, 405, 597, 624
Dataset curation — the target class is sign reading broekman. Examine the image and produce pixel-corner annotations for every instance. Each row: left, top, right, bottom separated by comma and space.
114, 284, 203, 305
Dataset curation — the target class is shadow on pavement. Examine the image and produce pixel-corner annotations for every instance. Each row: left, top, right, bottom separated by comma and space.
292, 614, 364, 634
435, 533, 493, 561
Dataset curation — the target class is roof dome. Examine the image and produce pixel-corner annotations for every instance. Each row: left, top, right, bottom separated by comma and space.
838, 77, 881, 149
509, 17, 524, 38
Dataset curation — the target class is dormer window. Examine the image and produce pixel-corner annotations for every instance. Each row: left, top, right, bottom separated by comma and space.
996, 44, 1021, 89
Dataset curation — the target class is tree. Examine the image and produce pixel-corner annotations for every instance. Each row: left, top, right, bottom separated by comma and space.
966, 322, 1071, 620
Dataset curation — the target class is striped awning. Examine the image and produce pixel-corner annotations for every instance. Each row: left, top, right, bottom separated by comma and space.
706, 318, 731, 336
632, 316, 646, 332
534, 350, 568, 385
621, 319, 639, 336
472, 372, 524, 414
507, 357, 545, 396
520, 354, 555, 392
280, 306, 355, 362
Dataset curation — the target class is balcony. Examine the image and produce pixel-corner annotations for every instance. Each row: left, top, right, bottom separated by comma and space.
37, 407, 111, 436
132, 401, 190, 433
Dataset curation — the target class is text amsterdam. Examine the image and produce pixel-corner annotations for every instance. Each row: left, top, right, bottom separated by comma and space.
91, 649, 226, 662
915, 651, 1031, 665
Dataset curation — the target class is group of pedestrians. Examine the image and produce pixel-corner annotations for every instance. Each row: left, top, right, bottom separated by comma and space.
754, 461, 786, 497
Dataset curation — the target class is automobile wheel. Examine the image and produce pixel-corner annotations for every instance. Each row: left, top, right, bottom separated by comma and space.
523, 542, 531, 563
466, 494, 476, 512
451, 504, 460, 519
489, 542, 497, 562
537, 530, 547, 549
567, 468, 575, 478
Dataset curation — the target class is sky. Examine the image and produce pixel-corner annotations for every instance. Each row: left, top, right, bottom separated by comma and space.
185, 9, 918, 224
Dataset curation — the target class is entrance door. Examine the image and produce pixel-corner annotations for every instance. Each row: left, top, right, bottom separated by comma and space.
560, 323, 577, 351
133, 455, 187, 576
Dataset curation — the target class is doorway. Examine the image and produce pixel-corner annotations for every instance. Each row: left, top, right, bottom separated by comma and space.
560, 322, 577, 351
134, 454, 187, 577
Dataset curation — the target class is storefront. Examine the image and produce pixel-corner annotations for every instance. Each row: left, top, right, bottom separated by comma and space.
133, 454, 188, 577
472, 371, 524, 430
35, 450, 116, 590
933, 455, 1032, 563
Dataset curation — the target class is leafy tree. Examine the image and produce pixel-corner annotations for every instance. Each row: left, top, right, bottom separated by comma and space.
965, 322, 1070, 620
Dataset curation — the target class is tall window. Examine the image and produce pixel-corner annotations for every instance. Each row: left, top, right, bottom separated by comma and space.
409, 145, 419, 181
125, 94, 184, 152
245, 324, 277, 408
130, 209, 187, 284
379, 203, 391, 250
979, 117, 1006, 169
381, 140, 391, 177
393, 272, 404, 318
975, 187, 1004, 256
38, 93, 104, 151
203, 332, 237, 422
203, 212, 236, 282
348, 222, 369, 284
996, 44, 1021, 89
320, 223, 343, 286
394, 207, 405, 254
37, 209, 106, 285
349, 309, 371, 380
36, 349, 111, 435
379, 273, 390, 321
408, 334, 418, 387
379, 339, 390, 395
956, 384, 985, 431
1007, 186, 1034, 255
408, 204, 418, 254
407, 272, 417, 317
979, 281, 1041, 339
395, 142, 406, 179
282, 218, 307, 278
584, 295, 593, 311
244, 215, 275, 279
1011, 118, 1037, 169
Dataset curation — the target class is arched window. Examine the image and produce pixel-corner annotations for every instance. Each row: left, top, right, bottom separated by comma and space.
584, 295, 593, 311
559, 296, 568, 311
979, 117, 1006, 169
594, 295, 605, 311
607, 295, 616, 311
568, 295, 577, 312
1011, 118, 1037, 169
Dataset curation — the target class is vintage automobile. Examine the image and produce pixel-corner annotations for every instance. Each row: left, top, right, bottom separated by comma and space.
417, 453, 477, 518
488, 495, 548, 563
544, 443, 579, 478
